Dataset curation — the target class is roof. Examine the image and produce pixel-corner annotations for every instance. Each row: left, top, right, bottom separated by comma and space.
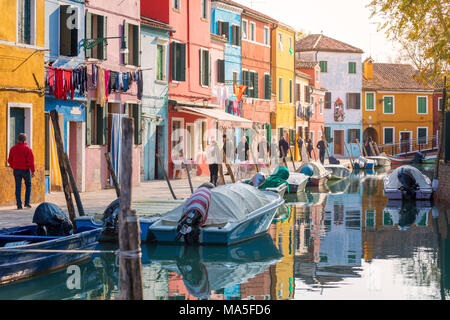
141, 16, 175, 33
210, 33, 228, 43
296, 60, 319, 69
363, 63, 433, 91
296, 34, 363, 54
212, 0, 277, 24
296, 70, 311, 80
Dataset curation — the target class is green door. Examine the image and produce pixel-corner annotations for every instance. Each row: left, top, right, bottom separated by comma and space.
9, 108, 25, 148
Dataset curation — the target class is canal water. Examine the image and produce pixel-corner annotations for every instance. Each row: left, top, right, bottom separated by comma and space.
0, 164, 448, 300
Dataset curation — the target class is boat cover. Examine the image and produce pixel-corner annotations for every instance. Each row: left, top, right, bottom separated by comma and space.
32, 202, 73, 236
161, 183, 272, 226
287, 172, 309, 185
299, 162, 330, 178
384, 165, 432, 190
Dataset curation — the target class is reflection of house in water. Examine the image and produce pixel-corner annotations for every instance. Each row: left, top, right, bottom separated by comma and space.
168, 273, 199, 300
142, 264, 169, 300
239, 271, 271, 300
320, 175, 362, 269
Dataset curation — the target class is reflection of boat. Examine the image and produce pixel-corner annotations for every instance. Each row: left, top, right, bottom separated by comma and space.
286, 172, 309, 193
0, 225, 102, 285
285, 192, 327, 207
353, 157, 377, 170
142, 234, 282, 299
297, 162, 331, 186
77, 183, 284, 245
383, 165, 432, 200
383, 200, 432, 230
367, 155, 391, 167
324, 164, 351, 180
327, 178, 351, 194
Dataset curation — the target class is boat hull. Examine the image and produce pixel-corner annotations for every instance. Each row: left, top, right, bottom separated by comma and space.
287, 178, 309, 193
383, 188, 433, 200
0, 226, 102, 285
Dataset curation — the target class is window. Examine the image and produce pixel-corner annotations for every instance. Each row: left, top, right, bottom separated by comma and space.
324, 127, 332, 143
366, 210, 376, 228
231, 25, 241, 46
346, 93, 361, 109
347, 129, 361, 143
250, 22, 256, 41
417, 96, 427, 114
201, 0, 208, 19
348, 62, 356, 74
310, 96, 315, 113
289, 37, 292, 52
295, 83, 301, 102
278, 33, 283, 50
264, 74, 271, 100
17, 0, 35, 45
304, 85, 310, 103
200, 49, 210, 87
383, 127, 394, 144
156, 44, 166, 81
60, 5, 79, 57
85, 12, 107, 60
123, 22, 140, 66
125, 103, 142, 145
217, 59, 225, 84
365, 92, 375, 110
173, 0, 180, 10
243, 71, 258, 98
383, 96, 394, 114
171, 119, 184, 157
325, 92, 332, 109
232, 71, 239, 85
217, 21, 229, 40
278, 77, 283, 102
242, 20, 248, 40
171, 42, 186, 82
417, 127, 428, 145
319, 61, 327, 73
264, 26, 269, 45
8, 103, 33, 154
86, 101, 106, 146
320, 98, 323, 114
438, 97, 443, 111
289, 79, 293, 104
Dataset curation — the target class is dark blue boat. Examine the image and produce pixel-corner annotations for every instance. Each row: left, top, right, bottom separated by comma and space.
0, 225, 102, 285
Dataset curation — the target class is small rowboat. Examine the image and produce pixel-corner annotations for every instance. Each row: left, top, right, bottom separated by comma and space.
286, 172, 309, 193
386, 154, 413, 165
353, 157, 377, 170
297, 162, 331, 186
383, 165, 433, 200
324, 164, 351, 180
367, 155, 391, 167
0, 225, 102, 285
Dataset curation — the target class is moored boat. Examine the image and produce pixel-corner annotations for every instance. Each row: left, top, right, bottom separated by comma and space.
353, 156, 377, 170
324, 164, 351, 180
386, 154, 413, 165
297, 162, 331, 186
383, 165, 432, 200
286, 172, 309, 193
367, 155, 391, 167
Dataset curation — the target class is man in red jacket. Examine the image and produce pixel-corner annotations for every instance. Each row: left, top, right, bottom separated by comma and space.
8, 133, 35, 209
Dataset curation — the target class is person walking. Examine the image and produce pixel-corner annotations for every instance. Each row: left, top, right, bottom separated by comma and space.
316, 137, 327, 165
236, 136, 249, 162
279, 135, 289, 166
306, 138, 313, 159
365, 137, 373, 156
297, 136, 304, 161
8, 133, 35, 209
207, 139, 220, 186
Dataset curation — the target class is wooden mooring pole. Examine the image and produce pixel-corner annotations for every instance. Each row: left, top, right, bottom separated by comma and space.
63, 152, 85, 216
105, 152, 121, 198
49, 110, 77, 229
118, 116, 143, 300
156, 154, 177, 200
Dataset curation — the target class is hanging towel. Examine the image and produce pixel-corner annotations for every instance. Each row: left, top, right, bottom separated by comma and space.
91, 65, 98, 88
110, 113, 126, 186
97, 68, 106, 106
122, 72, 129, 92
115, 72, 120, 91
49, 121, 62, 188
48, 67, 55, 95
104, 69, 110, 103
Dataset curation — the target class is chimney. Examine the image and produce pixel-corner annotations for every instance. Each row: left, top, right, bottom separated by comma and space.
363, 57, 374, 79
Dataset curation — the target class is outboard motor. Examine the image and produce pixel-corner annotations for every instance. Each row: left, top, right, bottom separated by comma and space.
249, 173, 266, 188
412, 152, 424, 164
329, 156, 340, 165
32, 202, 73, 236
102, 199, 120, 235
175, 187, 212, 245
397, 168, 419, 200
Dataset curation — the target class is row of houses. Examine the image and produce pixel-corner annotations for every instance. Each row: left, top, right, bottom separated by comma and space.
0, 0, 443, 205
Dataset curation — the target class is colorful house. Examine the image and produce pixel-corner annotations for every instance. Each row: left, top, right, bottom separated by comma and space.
84, 0, 142, 191
44, 0, 86, 193
139, 16, 174, 181
362, 59, 434, 154
271, 23, 296, 150
294, 70, 310, 160
296, 34, 364, 158
0, 0, 46, 205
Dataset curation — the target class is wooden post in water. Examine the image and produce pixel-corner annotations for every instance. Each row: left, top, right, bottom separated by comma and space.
118, 116, 143, 300
156, 154, 177, 200
49, 110, 77, 229
181, 153, 194, 194
63, 152, 85, 216
288, 147, 296, 171
344, 142, 354, 169
105, 152, 121, 198
223, 149, 236, 183
356, 139, 366, 157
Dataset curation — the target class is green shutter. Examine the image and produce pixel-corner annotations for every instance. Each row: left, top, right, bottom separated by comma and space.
384, 97, 393, 113
418, 97, 427, 114
97, 104, 107, 145
264, 74, 271, 100
133, 24, 140, 66
99, 15, 107, 60
179, 43, 186, 81
253, 72, 258, 98
356, 129, 361, 142
366, 93, 374, 110
384, 128, 393, 144
348, 62, 356, 74
86, 100, 92, 146
320, 61, 327, 72
156, 45, 163, 80
85, 12, 92, 58
171, 42, 177, 80
123, 22, 129, 65
133, 104, 142, 145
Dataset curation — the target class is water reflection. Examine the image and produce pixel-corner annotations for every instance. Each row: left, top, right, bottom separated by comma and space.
0, 166, 448, 300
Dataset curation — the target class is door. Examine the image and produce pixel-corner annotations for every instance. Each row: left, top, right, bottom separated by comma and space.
334, 130, 344, 155
9, 108, 25, 149
400, 132, 411, 153
155, 125, 164, 180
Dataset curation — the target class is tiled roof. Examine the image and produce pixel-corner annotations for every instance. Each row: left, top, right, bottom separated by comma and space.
363, 63, 433, 91
296, 70, 311, 79
141, 16, 175, 32
296, 60, 318, 69
296, 34, 363, 54
212, 0, 277, 24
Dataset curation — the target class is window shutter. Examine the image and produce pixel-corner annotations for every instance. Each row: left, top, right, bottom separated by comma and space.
86, 100, 92, 146
264, 75, 271, 100
223, 22, 230, 41
208, 52, 211, 87
133, 104, 142, 145
97, 104, 107, 145
70, 7, 79, 57
356, 93, 361, 109
133, 24, 140, 67
243, 71, 249, 96
236, 26, 241, 46
347, 129, 352, 143
60, 5, 70, 57
217, 21, 222, 37
253, 72, 259, 98
199, 49, 203, 86
346, 93, 351, 109
356, 129, 361, 142
179, 43, 186, 81
325, 92, 331, 108
171, 42, 177, 81
85, 12, 92, 58
100, 15, 107, 60
217, 60, 224, 83
123, 22, 129, 65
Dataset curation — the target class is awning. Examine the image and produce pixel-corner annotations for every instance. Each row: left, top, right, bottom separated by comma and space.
176, 106, 252, 128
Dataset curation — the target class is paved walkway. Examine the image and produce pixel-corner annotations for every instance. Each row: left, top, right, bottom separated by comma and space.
0, 159, 351, 228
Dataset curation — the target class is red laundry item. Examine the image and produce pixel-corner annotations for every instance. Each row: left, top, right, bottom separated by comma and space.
48, 67, 55, 95
54, 68, 64, 100
104, 69, 110, 103
233, 101, 239, 115
63, 69, 74, 100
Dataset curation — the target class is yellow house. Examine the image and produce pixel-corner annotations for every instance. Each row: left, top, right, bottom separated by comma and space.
362, 58, 434, 154
271, 22, 296, 149
0, 0, 46, 205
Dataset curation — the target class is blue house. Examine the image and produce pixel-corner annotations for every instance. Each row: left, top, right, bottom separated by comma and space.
44, 0, 86, 193
140, 17, 174, 180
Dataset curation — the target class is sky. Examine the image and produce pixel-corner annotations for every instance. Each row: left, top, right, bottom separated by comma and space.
234, 0, 403, 63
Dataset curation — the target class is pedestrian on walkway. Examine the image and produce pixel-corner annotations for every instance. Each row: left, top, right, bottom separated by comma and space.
279, 135, 289, 164
207, 139, 221, 186
236, 136, 249, 162
317, 137, 327, 165
306, 138, 313, 159
297, 136, 304, 161
8, 133, 35, 210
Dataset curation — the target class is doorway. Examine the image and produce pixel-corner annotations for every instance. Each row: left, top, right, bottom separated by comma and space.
399, 131, 412, 153
155, 125, 164, 180
334, 130, 344, 155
